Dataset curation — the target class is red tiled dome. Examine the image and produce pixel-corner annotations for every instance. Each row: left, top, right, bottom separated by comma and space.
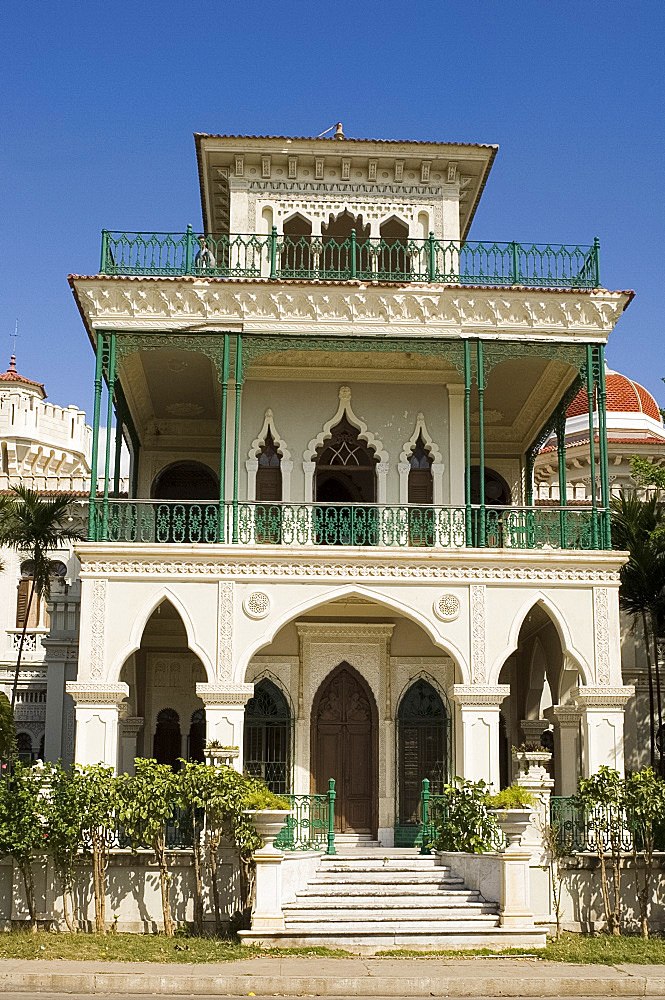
0, 356, 46, 395
567, 370, 661, 422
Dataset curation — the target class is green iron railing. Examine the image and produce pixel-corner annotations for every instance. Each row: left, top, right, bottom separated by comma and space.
550, 796, 635, 854
89, 499, 611, 551
100, 227, 601, 289
275, 779, 336, 854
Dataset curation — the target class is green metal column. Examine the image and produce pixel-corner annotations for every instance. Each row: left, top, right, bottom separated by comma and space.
556, 404, 568, 548
88, 333, 105, 541
232, 334, 243, 544
596, 344, 611, 548
463, 341, 472, 547
101, 333, 117, 540
585, 344, 599, 549
113, 395, 123, 498
218, 333, 230, 541
477, 340, 486, 547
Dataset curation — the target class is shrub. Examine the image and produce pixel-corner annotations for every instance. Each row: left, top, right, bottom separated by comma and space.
431, 777, 500, 854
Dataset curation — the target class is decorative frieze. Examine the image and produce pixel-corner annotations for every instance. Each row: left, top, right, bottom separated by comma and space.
195, 682, 254, 705
470, 585, 486, 682
593, 587, 611, 684
89, 580, 106, 678
573, 685, 635, 709
66, 681, 129, 705
218, 581, 234, 679
72, 278, 630, 338
452, 684, 511, 706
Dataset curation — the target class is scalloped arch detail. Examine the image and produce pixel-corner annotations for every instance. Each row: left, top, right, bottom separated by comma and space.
248, 409, 292, 464
304, 385, 388, 464
400, 412, 444, 467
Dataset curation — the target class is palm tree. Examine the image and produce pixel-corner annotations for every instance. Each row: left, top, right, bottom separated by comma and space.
0, 487, 81, 713
611, 492, 665, 767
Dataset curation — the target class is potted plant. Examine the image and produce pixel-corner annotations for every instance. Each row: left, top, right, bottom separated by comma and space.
511, 742, 552, 778
488, 785, 535, 848
204, 741, 239, 766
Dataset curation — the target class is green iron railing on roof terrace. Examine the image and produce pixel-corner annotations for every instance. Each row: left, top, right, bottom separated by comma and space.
89, 499, 611, 550
100, 227, 601, 289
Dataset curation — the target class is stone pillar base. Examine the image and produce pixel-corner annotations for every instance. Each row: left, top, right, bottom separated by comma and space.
252, 848, 285, 932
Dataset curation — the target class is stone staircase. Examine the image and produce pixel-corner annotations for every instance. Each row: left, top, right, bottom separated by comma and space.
241, 849, 547, 953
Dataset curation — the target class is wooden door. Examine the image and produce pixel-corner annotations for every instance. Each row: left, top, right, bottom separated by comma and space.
312, 665, 375, 834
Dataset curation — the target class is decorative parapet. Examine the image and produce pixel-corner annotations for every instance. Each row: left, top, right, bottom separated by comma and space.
452, 683, 511, 707
196, 682, 255, 705
66, 681, 129, 705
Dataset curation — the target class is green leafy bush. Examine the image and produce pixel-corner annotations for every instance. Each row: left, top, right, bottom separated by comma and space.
242, 785, 291, 810
488, 785, 535, 809
431, 778, 500, 853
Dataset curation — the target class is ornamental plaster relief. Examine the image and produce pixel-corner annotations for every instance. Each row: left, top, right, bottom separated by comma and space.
217, 581, 234, 680
593, 587, 611, 685
72, 279, 629, 339
89, 580, 106, 679
76, 551, 623, 585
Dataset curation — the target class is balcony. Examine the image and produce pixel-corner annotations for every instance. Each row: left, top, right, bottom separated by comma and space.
89, 500, 610, 551
100, 229, 601, 290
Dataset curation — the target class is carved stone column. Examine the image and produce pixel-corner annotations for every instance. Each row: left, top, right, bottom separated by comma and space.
573, 685, 635, 777
196, 682, 254, 772
452, 684, 510, 788
66, 682, 129, 771
545, 705, 581, 796
119, 717, 144, 775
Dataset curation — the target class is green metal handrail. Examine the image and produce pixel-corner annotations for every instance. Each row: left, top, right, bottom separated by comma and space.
100, 229, 600, 289
88, 499, 611, 551
275, 779, 336, 854
550, 796, 635, 854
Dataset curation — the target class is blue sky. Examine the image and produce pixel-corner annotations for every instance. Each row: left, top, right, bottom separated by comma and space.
2, 0, 664, 417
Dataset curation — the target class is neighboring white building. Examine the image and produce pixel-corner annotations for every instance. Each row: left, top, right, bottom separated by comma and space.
0, 356, 89, 764
534, 369, 665, 774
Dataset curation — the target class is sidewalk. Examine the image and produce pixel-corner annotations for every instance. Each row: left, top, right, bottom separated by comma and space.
2, 956, 665, 997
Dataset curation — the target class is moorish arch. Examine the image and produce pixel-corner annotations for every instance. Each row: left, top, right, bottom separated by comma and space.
118, 599, 207, 771
110, 588, 215, 684
235, 583, 470, 685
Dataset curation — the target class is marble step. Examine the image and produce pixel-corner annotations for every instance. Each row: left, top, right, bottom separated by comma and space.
285, 901, 498, 917
296, 885, 483, 900
283, 917, 502, 932
312, 873, 466, 885
319, 859, 443, 871
239, 927, 548, 952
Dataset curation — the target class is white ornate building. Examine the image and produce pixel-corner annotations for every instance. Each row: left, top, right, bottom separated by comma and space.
3, 128, 645, 847
0, 356, 89, 765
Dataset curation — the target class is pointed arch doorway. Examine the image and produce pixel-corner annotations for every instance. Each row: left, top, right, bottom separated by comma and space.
311, 663, 378, 835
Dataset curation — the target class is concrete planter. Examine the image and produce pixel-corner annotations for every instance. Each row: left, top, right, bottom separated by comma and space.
512, 749, 552, 778
244, 809, 292, 851
489, 807, 533, 848
205, 746, 239, 766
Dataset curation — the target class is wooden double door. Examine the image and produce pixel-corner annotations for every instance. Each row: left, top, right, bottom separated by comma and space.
311, 664, 376, 834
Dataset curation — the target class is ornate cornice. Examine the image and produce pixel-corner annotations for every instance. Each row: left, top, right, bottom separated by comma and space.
75, 543, 624, 585
452, 683, 511, 706
196, 682, 255, 705
573, 685, 635, 709
66, 681, 129, 705
296, 623, 395, 642
71, 276, 630, 340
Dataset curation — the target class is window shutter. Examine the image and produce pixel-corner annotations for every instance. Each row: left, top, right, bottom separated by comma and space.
16, 579, 39, 629
408, 469, 433, 505
256, 466, 282, 502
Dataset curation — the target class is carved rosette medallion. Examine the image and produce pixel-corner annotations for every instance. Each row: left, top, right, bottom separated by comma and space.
433, 594, 460, 622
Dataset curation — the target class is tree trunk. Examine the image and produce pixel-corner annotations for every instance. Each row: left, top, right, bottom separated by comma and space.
92, 838, 106, 933
651, 615, 663, 775
20, 860, 37, 932
207, 830, 222, 935
62, 877, 76, 933
642, 611, 656, 767
191, 815, 204, 935
155, 836, 174, 937
10, 580, 36, 713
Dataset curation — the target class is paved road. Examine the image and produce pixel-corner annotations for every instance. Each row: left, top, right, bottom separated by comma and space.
0, 995, 622, 1000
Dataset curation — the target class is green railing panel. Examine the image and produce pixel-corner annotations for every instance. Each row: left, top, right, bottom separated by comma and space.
275, 794, 329, 851
90, 500, 611, 550
100, 231, 600, 289
550, 796, 634, 854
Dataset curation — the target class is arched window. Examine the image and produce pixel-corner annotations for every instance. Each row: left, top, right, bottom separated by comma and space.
408, 433, 434, 505
256, 429, 282, 502
379, 216, 410, 279
152, 461, 219, 501
244, 680, 291, 794
315, 415, 378, 504
16, 732, 34, 764
397, 680, 448, 828
281, 214, 312, 277
321, 210, 370, 278
153, 708, 182, 769
188, 708, 206, 763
